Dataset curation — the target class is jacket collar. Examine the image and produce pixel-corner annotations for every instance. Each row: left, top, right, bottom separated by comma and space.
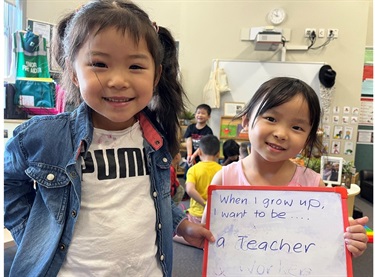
137, 110, 163, 151
70, 103, 164, 160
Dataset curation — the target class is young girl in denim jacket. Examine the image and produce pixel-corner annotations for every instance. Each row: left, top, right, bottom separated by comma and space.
4, 1, 214, 276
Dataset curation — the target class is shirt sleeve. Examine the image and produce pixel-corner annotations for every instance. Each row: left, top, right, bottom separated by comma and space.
183, 124, 193, 139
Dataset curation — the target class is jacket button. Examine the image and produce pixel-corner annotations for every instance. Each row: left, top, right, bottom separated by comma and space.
162, 157, 168, 163
59, 243, 66, 251
46, 174, 55, 181
158, 223, 162, 229
153, 191, 158, 197
71, 210, 77, 218
160, 255, 164, 261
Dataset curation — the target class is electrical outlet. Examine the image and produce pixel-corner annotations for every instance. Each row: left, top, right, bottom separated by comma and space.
318, 28, 325, 38
304, 28, 316, 38
327, 29, 339, 38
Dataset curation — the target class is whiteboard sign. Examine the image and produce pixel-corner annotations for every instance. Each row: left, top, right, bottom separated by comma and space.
203, 186, 352, 277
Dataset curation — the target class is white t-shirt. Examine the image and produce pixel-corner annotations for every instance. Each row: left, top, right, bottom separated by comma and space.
58, 122, 162, 276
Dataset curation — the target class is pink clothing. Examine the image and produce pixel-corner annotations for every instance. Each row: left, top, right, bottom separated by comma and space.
221, 160, 321, 187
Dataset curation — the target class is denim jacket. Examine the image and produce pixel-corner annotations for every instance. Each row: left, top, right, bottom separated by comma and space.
4, 103, 186, 277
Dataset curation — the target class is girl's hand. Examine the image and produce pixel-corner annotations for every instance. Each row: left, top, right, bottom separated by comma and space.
345, 216, 369, 258
177, 219, 215, 249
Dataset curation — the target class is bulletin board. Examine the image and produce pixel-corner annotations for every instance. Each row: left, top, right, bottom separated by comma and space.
203, 186, 352, 277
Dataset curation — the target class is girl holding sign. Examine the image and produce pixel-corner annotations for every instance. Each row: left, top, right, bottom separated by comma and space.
204, 77, 368, 258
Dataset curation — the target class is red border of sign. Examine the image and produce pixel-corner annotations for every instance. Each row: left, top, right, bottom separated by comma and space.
203, 186, 352, 277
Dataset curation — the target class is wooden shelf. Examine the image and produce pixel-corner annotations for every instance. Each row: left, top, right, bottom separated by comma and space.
219, 116, 248, 141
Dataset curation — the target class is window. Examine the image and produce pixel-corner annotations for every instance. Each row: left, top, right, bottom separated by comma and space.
4, 0, 23, 80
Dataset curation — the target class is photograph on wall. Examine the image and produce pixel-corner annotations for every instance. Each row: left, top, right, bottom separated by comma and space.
331, 141, 341, 154
323, 125, 331, 138
322, 114, 330, 124
333, 126, 343, 139
332, 115, 340, 124
343, 126, 353, 140
224, 102, 245, 117
344, 141, 354, 155
320, 156, 343, 186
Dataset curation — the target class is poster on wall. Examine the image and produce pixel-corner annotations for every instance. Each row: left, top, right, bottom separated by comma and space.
27, 19, 61, 72
363, 47, 373, 81
331, 141, 341, 154
359, 97, 373, 125
344, 141, 354, 155
357, 129, 373, 145
343, 126, 353, 140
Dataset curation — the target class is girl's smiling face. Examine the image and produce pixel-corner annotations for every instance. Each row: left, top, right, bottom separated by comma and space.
245, 94, 312, 163
72, 27, 160, 130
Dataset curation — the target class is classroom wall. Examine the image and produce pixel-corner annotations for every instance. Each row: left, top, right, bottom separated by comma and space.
26, 0, 373, 163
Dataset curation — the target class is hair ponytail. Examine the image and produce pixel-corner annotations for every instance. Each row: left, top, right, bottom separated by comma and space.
150, 26, 187, 156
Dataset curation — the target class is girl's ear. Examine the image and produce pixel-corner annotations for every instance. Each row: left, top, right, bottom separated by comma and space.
66, 59, 79, 87
241, 115, 249, 131
72, 74, 79, 87
154, 64, 162, 88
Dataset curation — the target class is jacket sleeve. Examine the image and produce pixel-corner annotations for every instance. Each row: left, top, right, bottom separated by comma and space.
4, 127, 36, 245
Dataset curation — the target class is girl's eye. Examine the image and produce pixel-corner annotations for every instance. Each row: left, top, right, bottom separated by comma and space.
129, 64, 144, 70
91, 62, 107, 68
265, 116, 276, 122
292, 126, 304, 131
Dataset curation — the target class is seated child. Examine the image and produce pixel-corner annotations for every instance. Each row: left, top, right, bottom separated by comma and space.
239, 141, 251, 159
173, 134, 222, 247
222, 139, 240, 166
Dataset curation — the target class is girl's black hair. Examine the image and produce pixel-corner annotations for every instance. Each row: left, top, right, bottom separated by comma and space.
223, 139, 240, 160
52, 0, 187, 156
235, 77, 321, 158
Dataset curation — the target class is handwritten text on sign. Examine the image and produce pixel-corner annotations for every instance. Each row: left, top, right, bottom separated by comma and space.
205, 188, 348, 276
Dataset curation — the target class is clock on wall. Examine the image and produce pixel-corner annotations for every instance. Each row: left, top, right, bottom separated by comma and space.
268, 8, 286, 25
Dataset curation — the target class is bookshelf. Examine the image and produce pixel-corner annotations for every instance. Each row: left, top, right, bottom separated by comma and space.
219, 116, 248, 141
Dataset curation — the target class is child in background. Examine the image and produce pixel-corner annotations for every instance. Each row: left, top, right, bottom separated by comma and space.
4, 1, 214, 276
239, 141, 251, 159
170, 152, 185, 204
184, 104, 213, 168
203, 77, 368, 258
174, 135, 222, 247
185, 135, 222, 222
222, 139, 240, 166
